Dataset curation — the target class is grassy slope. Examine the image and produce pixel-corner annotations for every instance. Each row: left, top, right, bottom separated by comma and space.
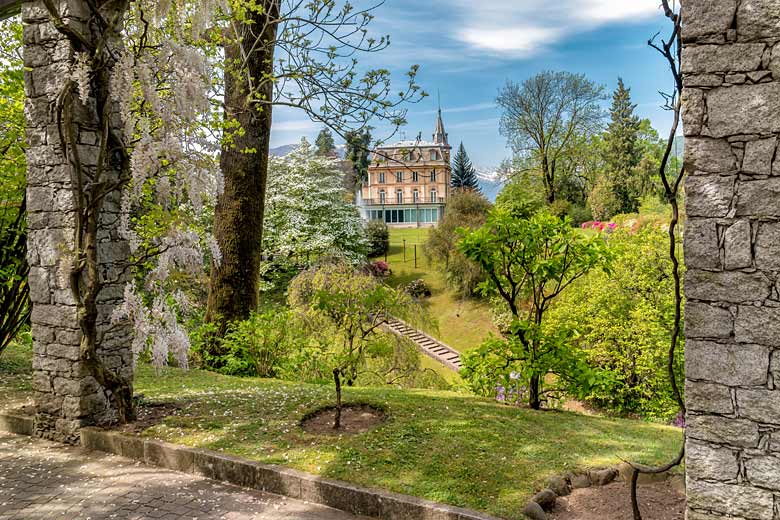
380, 228, 499, 355
0, 342, 682, 519
0, 338, 33, 411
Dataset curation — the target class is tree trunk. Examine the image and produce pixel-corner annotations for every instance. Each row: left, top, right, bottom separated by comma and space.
529, 373, 541, 410
333, 368, 342, 429
205, 2, 279, 339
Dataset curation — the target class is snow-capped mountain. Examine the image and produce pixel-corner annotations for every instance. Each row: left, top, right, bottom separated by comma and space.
270, 143, 347, 159
475, 167, 504, 202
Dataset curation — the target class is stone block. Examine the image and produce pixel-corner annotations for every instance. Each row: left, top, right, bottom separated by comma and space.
684, 219, 721, 270
685, 73, 724, 87
735, 306, 780, 346
144, 439, 195, 473
47, 343, 80, 361
742, 137, 777, 175
299, 476, 383, 518
686, 303, 733, 339
737, 0, 780, 40
687, 414, 761, 448
723, 220, 752, 270
685, 137, 737, 173
736, 178, 780, 217
192, 450, 258, 489
686, 479, 773, 520
685, 175, 735, 218
681, 0, 737, 40
708, 82, 780, 137
686, 440, 739, 482
682, 88, 706, 136
686, 340, 769, 387
686, 381, 734, 414
685, 270, 771, 303
737, 388, 780, 424
754, 222, 780, 270
744, 454, 780, 489
682, 44, 764, 73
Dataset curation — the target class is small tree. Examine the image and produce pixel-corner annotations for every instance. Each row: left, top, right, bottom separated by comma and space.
458, 211, 610, 409
603, 78, 643, 214
451, 142, 480, 192
288, 262, 420, 428
315, 128, 337, 157
365, 220, 389, 258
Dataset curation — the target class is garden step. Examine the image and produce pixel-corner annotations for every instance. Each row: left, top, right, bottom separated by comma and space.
382, 316, 462, 373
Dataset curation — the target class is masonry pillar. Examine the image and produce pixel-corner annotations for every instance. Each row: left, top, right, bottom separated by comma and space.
23, 0, 132, 444
682, 1, 780, 518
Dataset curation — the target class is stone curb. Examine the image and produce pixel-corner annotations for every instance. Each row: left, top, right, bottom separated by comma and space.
0, 413, 500, 520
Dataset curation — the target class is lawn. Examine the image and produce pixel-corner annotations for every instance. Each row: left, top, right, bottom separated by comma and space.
0, 341, 682, 519
379, 227, 499, 356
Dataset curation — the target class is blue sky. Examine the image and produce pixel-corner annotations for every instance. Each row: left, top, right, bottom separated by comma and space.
269, 0, 678, 168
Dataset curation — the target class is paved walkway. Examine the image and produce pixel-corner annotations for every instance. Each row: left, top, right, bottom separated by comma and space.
0, 432, 365, 520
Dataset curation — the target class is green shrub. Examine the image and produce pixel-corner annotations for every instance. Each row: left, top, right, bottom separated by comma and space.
547, 227, 683, 419
366, 220, 389, 258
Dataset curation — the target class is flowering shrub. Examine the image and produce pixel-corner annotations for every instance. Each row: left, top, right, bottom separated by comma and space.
366, 260, 391, 278
581, 221, 617, 233
405, 279, 431, 299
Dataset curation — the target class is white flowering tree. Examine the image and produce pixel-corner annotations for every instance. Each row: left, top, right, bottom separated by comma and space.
263, 140, 368, 264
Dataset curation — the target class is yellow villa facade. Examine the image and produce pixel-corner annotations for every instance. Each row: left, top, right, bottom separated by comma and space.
358, 111, 451, 227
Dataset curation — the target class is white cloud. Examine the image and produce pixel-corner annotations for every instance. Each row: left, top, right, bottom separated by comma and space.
271, 119, 321, 133
450, 0, 663, 57
420, 102, 496, 115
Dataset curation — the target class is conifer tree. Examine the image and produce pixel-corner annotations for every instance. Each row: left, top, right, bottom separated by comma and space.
315, 128, 337, 156
603, 78, 642, 214
451, 142, 480, 192
344, 129, 372, 191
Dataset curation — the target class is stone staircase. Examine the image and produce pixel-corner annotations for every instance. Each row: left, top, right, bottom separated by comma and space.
383, 317, 462, 372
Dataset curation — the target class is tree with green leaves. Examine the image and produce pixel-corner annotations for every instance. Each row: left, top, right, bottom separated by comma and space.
603, 78, 643, 214
206, 1, 426, 337
458, 211, 610, 410
497, 71, 605, 204
451, 142, 480, 192
344, 129, 372, 192
315, 128, 337, 156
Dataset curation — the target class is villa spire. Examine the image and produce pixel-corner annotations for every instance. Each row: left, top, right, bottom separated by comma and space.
432, 107, 448, 146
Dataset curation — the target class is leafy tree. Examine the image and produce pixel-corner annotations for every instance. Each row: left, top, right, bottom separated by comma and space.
451, 142, 480, 191
496, 71, 605, 204
0, 18, 28, 357
548, 228, 683, 419
315, 128, 337, 156
603, 78, 643, 214
588, 174, 621, 221
494, 160, 546, 219
425, 190, 491, 295
207, 1, 425, 336
458, 211, 610, 409
263, 139, 368, 263
365, 220, 389, 258
344, 129, 372, 191
288, 262, 423, 428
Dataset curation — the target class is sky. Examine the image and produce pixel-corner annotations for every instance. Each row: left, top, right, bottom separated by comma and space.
269, 0, 678, 169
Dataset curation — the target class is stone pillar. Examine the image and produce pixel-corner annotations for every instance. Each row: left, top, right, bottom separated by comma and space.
682, 1, 780, 518
23, 0, 132, 444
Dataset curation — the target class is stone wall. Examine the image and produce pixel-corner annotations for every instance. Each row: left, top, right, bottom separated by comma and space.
683, 1, 780, 518
23, 0, 132, 444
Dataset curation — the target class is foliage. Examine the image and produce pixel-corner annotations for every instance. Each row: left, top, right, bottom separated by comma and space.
288, 262, 424, 427
549, 226, 684, 419
365, 260, 391, 278
494, 163, 546, 220
263, 139, 369, 263
365, 220, 390, 258
344, 129, 372, 191
425, 190, 492, 295
315, 128, 337, 156
458, 211, 611, 409
0, 19, 28, 357
451, 142, 480, 192
404, 279, 432, 299
497, 71, 605, 204
588, 174, 622, 221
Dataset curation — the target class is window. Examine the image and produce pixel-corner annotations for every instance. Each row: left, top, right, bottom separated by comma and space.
431, 170, 437, 182
378, 172, 385, 184
430, 189, 437, 203
413, 189, 419, 202
412, 171, 419, 182
396, 189, 403, 204
379, 190, 386, 204
430, 150, 438, 161
396, 171, 403, 183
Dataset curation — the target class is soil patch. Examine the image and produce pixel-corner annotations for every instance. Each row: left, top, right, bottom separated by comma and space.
549, 480, 685, 520
301, 404, 386, 435
117, 401, 181, 434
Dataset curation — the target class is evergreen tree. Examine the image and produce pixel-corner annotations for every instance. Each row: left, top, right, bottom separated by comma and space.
603, 78, 642, 214
315, 128, 337, 156
451, 142, 480, 192
344, 129, 372, 190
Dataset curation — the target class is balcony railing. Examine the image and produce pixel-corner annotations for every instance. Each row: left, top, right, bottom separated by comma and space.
362, 197, 446, 205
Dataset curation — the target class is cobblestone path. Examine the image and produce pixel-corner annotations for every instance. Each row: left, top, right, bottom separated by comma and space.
0, 432, 365, 520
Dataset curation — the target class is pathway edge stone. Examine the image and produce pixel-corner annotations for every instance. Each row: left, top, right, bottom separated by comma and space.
0, 412, 501, 520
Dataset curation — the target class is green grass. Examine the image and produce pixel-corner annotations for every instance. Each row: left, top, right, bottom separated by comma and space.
0, 335, 34, 411
0, 341, 682, 518
380, 228, 499, 355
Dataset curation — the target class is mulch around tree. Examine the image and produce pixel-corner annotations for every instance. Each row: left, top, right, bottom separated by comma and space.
301, 404, 386, 435
549, 480, 685, 520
